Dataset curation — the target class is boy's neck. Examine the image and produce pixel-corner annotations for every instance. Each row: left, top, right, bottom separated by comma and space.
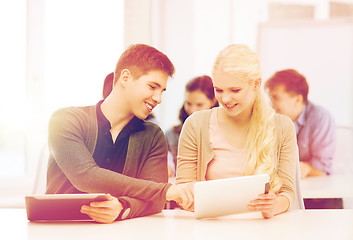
101, 92, 134, 131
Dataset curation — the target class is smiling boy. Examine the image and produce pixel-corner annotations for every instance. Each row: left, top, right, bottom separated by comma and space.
46, 44, 192, 223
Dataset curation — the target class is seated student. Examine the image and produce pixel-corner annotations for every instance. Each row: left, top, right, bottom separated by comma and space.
264, 69, 336, 179
165, 75, 218, 177
176, 44, 298, 219
103, 72, 158, 124
46, 44, 193, 223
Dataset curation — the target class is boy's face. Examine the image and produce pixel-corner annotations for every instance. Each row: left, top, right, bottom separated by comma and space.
125, 70, 168, 120
268, 84, 303, 122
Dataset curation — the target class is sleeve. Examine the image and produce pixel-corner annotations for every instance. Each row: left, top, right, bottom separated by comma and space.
167, 151, 176, 177
277, 116, 297, 208
48, 108, 170, 203
176, 115, 199, 184
165, 129, 179, 169
119, 127, 171, 219
309, 112, 336, 174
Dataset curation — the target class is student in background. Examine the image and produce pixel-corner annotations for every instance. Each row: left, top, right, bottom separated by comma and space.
265, 69, 336, 179
165, 75, 218, 177
176, 44, 298, 219
46, 44, 193, 223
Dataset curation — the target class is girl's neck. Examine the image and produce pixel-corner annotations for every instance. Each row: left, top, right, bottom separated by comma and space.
219, 106, 252, 128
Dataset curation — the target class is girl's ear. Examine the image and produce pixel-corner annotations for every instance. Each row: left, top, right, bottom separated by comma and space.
254, 78, 262, 90
212, 98, 218, 107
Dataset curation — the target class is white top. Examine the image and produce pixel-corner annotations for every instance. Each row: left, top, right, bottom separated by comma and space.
206, 108, 247, 180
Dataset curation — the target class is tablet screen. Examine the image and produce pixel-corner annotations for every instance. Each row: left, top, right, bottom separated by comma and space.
194, 174, 270, 218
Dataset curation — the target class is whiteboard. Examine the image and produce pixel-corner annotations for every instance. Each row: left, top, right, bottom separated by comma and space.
258, 19, 353, 126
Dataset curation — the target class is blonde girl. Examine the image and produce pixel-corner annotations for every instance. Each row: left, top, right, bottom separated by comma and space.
176, 44, 298, 218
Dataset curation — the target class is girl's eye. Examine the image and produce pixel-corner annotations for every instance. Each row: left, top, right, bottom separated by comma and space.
149, 85, 156, 90
215, 89, 223, 93
231, 89, 240, 93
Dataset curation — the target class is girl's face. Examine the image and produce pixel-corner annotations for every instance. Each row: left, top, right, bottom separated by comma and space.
184, 90, 216, 116
212, 71, 260, 120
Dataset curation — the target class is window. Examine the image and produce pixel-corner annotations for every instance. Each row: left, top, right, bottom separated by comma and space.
0, 1, 27, 177
0, 0, 124, 205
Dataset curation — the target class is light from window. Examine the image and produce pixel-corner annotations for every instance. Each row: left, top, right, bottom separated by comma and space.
0, 0, 27, 177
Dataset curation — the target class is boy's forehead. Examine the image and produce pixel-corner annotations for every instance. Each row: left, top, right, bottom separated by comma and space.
271, 85, 299, 99
141, 70, 168, 88
272, 84, 292, 94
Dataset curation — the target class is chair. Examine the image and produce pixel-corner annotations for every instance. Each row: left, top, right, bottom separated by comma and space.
291, 155, 305, 210
332, 126, 353, 175
32, 143, 49, 194
333, 126, 353, 208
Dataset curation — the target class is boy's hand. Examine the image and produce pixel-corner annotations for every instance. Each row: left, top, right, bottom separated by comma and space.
166, 183, 194, 210
81, 194, 122, 223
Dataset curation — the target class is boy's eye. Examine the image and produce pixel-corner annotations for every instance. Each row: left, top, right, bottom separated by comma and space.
215, 89, 223, 93
231, 89, 240, 93
149, 85, 156, 89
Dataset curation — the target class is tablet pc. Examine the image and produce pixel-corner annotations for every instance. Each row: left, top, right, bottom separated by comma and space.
194, 174, 270, 219
25, 193, 109, 221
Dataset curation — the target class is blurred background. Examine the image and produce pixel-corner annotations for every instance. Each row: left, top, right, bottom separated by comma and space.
1, 0, 353, 206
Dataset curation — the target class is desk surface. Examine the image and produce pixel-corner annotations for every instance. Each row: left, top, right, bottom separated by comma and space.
2, 208, 353, 240
301, 174, 353, 199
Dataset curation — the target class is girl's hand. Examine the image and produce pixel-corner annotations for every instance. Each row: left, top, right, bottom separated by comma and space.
247, 192, 277, 219
80, 194, 122, 223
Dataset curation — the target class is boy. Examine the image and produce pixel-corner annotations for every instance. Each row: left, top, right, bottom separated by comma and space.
46, 44, 192, 223
265, 69, 336, 178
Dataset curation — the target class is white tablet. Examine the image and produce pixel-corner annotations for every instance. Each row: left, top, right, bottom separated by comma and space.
194, 174, 270, 219
25, 193, 109, 221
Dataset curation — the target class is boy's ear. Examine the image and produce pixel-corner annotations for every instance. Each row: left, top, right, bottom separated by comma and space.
119, 69, 132, 87
295, 94, 304, 104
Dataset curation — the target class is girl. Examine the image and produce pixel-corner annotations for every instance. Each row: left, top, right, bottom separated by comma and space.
176, 44, 298, 218
165, 75, 218, 177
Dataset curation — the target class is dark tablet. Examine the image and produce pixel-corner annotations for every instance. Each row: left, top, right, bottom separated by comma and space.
25, 193, 109, 221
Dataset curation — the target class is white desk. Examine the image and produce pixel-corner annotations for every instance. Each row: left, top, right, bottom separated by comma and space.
301, 175, 353, 199
2, 208, 353, 240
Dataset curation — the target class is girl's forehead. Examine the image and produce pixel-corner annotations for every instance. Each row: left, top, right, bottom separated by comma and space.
213, 72, 250, 88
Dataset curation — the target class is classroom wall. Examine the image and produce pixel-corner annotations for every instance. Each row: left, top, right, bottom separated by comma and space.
258, 19, 353, 127
124, 0, 353, 130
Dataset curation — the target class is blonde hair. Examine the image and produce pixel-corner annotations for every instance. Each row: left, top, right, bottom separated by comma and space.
213, 44, 281, 193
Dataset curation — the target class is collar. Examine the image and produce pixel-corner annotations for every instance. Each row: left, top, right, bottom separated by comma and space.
96, 100, 145, 134
294, 103, 308, 133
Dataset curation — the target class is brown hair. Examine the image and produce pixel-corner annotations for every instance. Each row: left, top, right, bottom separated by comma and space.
174, 75, 218, 134
265, 69, 309, 103
114, 44, 175, 84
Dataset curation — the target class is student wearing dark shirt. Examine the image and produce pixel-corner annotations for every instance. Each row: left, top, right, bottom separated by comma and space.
46, 44, 193, 223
